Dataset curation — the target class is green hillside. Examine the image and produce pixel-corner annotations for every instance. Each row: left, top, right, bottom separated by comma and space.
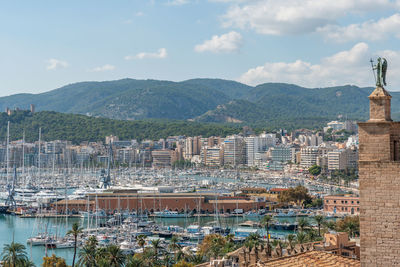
0, 110, 241, 144
1, 78, 398, 127
196, 83, 400, 124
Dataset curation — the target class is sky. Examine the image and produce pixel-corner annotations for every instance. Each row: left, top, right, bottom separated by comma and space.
2, 0, 400, 97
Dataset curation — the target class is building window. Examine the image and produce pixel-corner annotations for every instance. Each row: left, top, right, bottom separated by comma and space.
326, 200, 329, 203
345, 201, 348, 204
341, 201, 344, 204
357, 201, 359, 204
334, 200, 336, 203
351, 201, 354, 204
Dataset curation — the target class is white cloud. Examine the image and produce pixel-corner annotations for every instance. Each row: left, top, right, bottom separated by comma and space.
194, 31, 243, 53
221, 0, 398, 35
46, 58, 68, 70
136, 11, 144, 16
239, 42, 391, 87
125, 48, 168, 60
90, 64, 115, 72
317, 13, 400, 42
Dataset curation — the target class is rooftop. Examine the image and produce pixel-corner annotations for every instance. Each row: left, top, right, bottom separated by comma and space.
257, 251, 360, 267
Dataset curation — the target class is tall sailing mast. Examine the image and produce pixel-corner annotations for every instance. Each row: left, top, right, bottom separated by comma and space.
38, 127, 41, 186
22, 131, 25, 176
6, 121, 10, 186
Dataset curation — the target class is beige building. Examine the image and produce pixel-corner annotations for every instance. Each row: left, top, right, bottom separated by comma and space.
201, 147, 223, 167
327, 149, 359, 171
323, 195, 359, 215
152, 149, 173, 167
327, 149, 348, 170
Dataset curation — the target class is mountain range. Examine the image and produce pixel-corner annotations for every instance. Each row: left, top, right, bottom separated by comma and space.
2, 78, 399, 127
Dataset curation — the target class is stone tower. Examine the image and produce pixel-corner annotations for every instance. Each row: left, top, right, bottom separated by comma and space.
358, 85, 400, 266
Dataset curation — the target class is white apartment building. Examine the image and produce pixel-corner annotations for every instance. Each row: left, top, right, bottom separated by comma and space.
300, 146, 319, 168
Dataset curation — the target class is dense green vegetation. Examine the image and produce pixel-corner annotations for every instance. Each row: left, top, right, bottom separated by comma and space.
2, 78, 400, 128
0, 110, 242, 144
278, 185, 313, 206
308, 165, 322, 176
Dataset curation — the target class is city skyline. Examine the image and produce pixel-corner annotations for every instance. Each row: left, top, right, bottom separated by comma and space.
2, 0, 400, 97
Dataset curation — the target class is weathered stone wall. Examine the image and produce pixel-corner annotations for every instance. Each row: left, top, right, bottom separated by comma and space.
359, 120, 400, 266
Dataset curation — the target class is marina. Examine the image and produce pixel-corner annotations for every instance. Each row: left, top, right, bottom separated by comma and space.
0, 167, 342, 266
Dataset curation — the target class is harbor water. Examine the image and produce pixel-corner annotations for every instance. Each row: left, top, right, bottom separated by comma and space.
0, 213, 305, 266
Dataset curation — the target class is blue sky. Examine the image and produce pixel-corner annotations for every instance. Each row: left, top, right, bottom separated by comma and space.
1, 0, 400, 97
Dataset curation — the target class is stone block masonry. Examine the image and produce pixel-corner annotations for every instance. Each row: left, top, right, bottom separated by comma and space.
358, 86, 400, 266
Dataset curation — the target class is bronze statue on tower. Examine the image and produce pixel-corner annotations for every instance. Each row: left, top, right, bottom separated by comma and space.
370, 57, 387, 87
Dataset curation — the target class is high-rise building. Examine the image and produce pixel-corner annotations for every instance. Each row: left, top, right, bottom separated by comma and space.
327, 150, 348, 171
223, 135, 246, 166
201, 147, 223, 167
300, 146, 319, 168
184, 137, 193, 159
245, 136, 259, 166
184, 136, 201, 159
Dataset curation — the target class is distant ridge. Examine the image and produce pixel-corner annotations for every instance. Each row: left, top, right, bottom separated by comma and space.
2, 78, 400, 126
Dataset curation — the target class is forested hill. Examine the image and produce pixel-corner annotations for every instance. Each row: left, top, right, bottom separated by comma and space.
0, 111, 241, 144
1, 78, 400, 127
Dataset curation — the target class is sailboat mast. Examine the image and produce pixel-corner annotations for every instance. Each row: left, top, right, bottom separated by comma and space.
38, 127, 41, 184
6, 121, 10, 185
22, 131, 25, 176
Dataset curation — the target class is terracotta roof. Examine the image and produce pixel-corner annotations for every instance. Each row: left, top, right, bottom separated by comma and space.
256, 251, 360, 267
269, 188, 289, 192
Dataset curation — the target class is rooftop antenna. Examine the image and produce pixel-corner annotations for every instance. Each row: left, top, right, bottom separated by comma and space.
370, 58, 377, 84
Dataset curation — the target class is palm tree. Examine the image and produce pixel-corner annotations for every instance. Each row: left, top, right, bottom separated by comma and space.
169, 235, 181, 260
136, 235, 146, 252
247, 233, 262, 262
151, 239, 162, 265
261, 215, 273, 255
286, 234, 296, 250
125, 255, 144, 267
105, 245, 125, 267
188, 253, 203, 265
244, 239, 254, 258
210, 236, 223, 259
223, 234, 235, 253
96, 258, 110, 267
1, 241, 28, 267
77, 244, 96, 267
323, 220, 336, 231
272, 240, 283, 256
296, 231, 307, 244
95, 247, 107, 264
67, 222, 83, 267
20, 260, 36, 267
307, 230, 317, 242
162, 253, 174, 267
297, 218, 309, 232
314, 215, 324, 236
87, 235, 98, 249
346, 221, 357, 238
